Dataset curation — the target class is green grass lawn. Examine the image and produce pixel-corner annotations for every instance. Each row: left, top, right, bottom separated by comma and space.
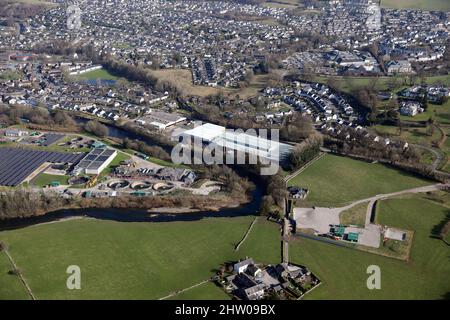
372, 124, 441, 146
168, 282, 230, 300
0, 216, 280, 299
314, 75, 450, 94
100, 152, 131, 176
0, 251, 30, 300
32, 173, 70, 188
73, 69, 119, 81
290, 195, 450, 299
236, 218, 281, 264
339, 202, 369, 227
381, 0, 450, 11
288, 154, 431, 207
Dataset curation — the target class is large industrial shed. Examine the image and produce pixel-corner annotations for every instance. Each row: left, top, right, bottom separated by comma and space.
0, 148, 85, 186
72, 148, 117, 175
180, 123, 293, 163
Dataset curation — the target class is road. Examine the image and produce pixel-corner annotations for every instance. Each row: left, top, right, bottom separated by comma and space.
362, 184, 445, 227
412, 144, 444, 171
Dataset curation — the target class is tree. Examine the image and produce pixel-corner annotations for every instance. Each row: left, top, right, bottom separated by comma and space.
260, 195, 275, 216
84, 120, 108, 137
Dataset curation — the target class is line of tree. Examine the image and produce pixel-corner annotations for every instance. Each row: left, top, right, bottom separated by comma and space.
0, 104, 78, 131
288, 132, 323, 171
121, 137, 171, 162
0, 189, 247, 221
260, 170, 287, 219
84, 120, 108, 138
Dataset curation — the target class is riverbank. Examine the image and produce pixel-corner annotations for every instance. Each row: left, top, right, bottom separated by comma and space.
0, 190, 251, 222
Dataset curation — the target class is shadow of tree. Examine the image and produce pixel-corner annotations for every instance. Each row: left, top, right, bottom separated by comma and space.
430, 209, 450, 241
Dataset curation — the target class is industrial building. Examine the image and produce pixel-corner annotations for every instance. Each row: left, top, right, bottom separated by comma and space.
72, 148, 117, 175
136, 111, 186, 131
180, 123, 293, 162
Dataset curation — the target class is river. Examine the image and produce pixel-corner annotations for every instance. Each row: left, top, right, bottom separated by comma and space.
0, 121, 265, 231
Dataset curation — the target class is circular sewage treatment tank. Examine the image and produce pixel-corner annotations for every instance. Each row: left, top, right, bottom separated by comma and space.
107, 180, 130, 190
130, 181, 152, 190
153, 182, 174, 191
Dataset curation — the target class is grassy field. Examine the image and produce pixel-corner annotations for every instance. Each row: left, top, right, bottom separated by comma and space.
262, 1, 299, 9
381, 0, 450, 11
288, 154, 431, 207
0, 135, 90, 154
73, 69, 119, 81
339, 201, 369, 227
168, 282, 230, 300
314, 75, 450, 94
0, 251, 29, 300
100, 152, 131, 175
372, 123, 442, 146
0, 216, 280, 299
149, 69, 276, 99
32, 173, 70, 188
371, 99, 450, 170
290, 195, 450, 299
150, 69, 223, 97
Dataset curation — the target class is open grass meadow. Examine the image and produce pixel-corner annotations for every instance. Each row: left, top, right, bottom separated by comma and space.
168, 282, 230, 300
32, 173, 70, 188
290, 194, 450, 299
0, 251, 29, 300
381, 0, 450, 11
73, 69, 119, 81
100, 151, 131, 176
314, 74, 450, 94
0, 217, 280, 299
288, 153, 431, 207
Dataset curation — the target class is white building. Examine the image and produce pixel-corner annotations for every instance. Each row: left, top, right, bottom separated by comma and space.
73, 148, 117, 175
400, 101, 422, 117
180, 123, 293, 162
387, 60, 413, 75
136, 111, 186, 131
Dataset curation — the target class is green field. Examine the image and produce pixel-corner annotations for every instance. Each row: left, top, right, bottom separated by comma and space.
288, 154, 431, 207
290, 195, 450, 299
339, 201, 368, 227
100, 152, 131, 175
0, 251, 29, 300
0, 217, 280, 299
381, 0, 450, 11
169, 282, 230, 300
32, 173, 70, 188
73, 69, 119, 81
372, 99, 450, 170
314, 75, 450, 94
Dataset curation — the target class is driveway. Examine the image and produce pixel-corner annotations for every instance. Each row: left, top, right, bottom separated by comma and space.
293, 184, 446, 248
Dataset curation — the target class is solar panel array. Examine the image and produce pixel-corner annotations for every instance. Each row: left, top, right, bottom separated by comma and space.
0, 148, 85, 186
74, 148, 117, 173
41, 134, 65, 146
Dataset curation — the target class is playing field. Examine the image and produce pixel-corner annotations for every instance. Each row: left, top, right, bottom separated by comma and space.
73, 69, 119, 81
381, 0, 450, 11
288, 154, 431, 207
0, 217, 280, 299
290, 195, 450, 299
